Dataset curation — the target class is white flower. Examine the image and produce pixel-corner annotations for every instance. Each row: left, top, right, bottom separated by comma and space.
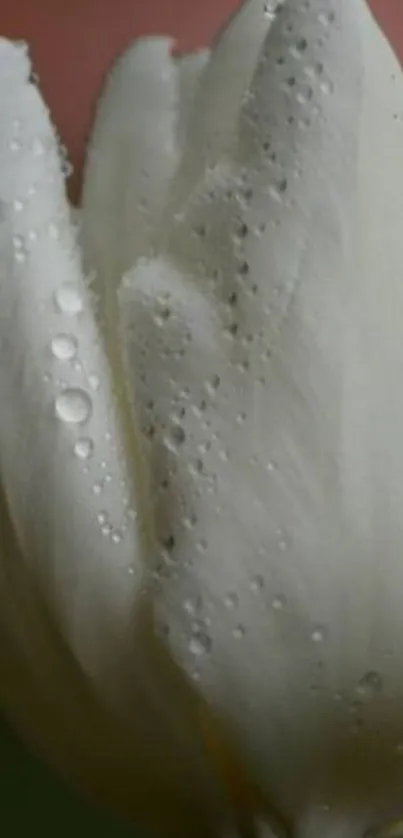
0, 1, 403, 837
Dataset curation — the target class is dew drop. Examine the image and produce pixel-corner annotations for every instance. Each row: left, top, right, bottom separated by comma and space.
263, 0, 283, 19
250, 575, 265, 593
32, 137, 45, 156
224, 593, 239, 610
356, 671, 383, 698
171, 424, 186, 446
9, 138, 21, 152
189, 631, 211, 657
205, 374, 221, 396
97, 511, 108, 526
74, 437, 94, 460
112, 530, 122, 544
272, 595, 286, 611
55, 388, 92, 425
311, 627, 326, 643
55, 283, 83, 315
183, 598, 199, 616
48, 221, 60, 240
101, 523, 112, 536
88, 374, 100, 391
93, 482, 103, 495
232, 625, 245, 640
13, 199, 24, 212
51, 333, 78, 361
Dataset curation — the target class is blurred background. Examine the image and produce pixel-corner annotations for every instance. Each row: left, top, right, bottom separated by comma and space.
0, 0, 401, 834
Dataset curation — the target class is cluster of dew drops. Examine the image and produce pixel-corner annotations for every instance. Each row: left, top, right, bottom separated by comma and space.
7, 106, 135, 554
6, 31, 399, 739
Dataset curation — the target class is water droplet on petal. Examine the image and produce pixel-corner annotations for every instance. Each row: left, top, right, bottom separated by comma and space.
183, 598, 198, 616
272, 595, 286, 611
232, 625, 245, 640
97, 511, 108, 526
48, 221, 60, 240
88, 374, 100, 391
51, 333, 78, 361
101, 523, 112, 536
112, 530, 122, 544
311, 627, 326, 644
55, 388, 92, 425
74, 437, 94, 460
263, 0, 283, 20
171, 424, 186, 446
55, 283, 83, 315
356, 671, 383, 698
224, 593, 239, 610
189, 631, 211, 656
250, 575, 265, 593
31, 136, 45, 156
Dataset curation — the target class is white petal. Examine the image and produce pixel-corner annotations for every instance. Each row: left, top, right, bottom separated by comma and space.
170, 0, 278, 205
175, 49, 210, 151
81, 37, 181, 291
120, 0, 403, 833
0, 40, 255, 838
0, 38, 147, 699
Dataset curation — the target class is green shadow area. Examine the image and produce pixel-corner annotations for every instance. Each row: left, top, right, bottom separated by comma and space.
0, 714, 138, 836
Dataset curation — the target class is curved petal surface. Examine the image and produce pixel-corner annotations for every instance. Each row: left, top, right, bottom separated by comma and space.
119, 1, 403, 834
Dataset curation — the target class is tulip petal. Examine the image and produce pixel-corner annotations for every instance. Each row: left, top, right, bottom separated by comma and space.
175, 48, 210, 151
0, 37, 148, 698
120, 0, 403, 832
0, 39, 260, 838
170, 0, 279, 206
81, 37, 181, 294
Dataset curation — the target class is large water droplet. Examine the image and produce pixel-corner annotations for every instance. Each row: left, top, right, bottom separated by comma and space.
55, 283, 83, 315
55, 388, 92, 425
74, 437, 94, 460
51, 333, 78, 361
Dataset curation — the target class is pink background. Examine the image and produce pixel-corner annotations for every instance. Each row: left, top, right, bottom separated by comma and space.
0, 0, 401, 201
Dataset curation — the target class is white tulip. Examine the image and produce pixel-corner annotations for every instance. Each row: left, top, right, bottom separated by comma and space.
0, 1, 402, 837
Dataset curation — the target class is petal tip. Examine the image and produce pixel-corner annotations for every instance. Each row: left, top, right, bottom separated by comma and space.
0, 38, 31, 83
